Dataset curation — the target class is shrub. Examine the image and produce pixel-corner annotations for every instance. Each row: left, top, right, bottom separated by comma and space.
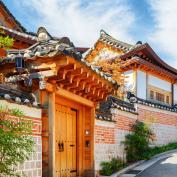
144, 142, 177, 159
123, 120, 154, 162
0, 106, 35, 177
100, 157, 124, 176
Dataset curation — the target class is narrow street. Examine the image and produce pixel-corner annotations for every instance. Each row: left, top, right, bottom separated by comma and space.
137, 153, 177, 177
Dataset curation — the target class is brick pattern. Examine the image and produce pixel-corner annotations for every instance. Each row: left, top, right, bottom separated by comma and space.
114, 114, 136, 131
138, 107, 177, 126
15, 136, 42, 177
94, 105, 177, 170
95, 125, 115, 144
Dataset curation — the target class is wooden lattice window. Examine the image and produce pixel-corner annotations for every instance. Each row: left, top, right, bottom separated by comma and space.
156, 92, 165, 102
150, 90, 154, 99
166, 95, 170, 104
149, 85, 171, 105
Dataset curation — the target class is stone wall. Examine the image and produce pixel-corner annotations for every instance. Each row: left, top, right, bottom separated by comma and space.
94, 104, 177, 170
18, 110, 42, 177
16, 136, 42, 177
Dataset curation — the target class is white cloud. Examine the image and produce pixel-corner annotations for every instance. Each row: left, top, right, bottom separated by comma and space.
15, 0, 135, 47
148, 0, 177, 67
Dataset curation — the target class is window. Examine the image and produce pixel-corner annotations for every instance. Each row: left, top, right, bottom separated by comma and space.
166, 96, 169, 104
150, 90, 154, 99
149, 85, 171, 105
156, 92, 165, 102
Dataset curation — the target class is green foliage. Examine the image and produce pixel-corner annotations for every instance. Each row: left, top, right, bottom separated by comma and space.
143, 142, 177, 159
123, 120, 154, 162
10, 108, 24, 117
0, 107, 35, 177
0, 29, 14, 49
100, 158, 124, 176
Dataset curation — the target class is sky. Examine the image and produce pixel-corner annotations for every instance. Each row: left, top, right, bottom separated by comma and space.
3, 0, 177, 68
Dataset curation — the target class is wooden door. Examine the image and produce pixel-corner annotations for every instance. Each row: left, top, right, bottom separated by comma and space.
55, 104, 77, 177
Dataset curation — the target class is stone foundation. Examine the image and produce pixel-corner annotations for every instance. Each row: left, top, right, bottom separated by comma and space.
16, 136, 42, 177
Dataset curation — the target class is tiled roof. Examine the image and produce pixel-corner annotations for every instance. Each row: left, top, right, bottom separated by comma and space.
99, 30, 133, 52
3, 27, 118, 87
127, 92, 177, 113
0, 25, 37, 41
0, 0, 26, 32
96, 96, 137, 121
0, 84, 38, 106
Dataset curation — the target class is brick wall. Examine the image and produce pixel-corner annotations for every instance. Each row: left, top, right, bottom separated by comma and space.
94, 104, 177, 170
95, 125, 115, 144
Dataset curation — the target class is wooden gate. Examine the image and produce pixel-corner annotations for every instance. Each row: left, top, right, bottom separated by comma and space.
55, 104, 77, 177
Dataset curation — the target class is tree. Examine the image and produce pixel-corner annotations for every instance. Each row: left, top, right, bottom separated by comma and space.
123, 120, 155, 162
0, 107, 35, 177
0, 29, 14, 48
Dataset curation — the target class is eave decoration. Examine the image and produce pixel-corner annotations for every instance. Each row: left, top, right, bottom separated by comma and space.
1, 27, 119, 102
127, 92, 177, 113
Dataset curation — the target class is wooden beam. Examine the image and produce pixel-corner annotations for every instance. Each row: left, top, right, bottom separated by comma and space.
28, 56, 69, 71
56, 87, 94, 107
45, 82, 55, 92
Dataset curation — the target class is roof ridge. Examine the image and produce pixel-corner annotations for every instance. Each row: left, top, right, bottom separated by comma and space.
99, 29, 133, 51
0, 25, 37, 41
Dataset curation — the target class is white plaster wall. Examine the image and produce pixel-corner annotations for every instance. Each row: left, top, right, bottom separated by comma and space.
137, 70, 147, 99
124, 70, 136, 93
174, 84, 177, 104
149, 75, 171, 91
0, 100, 41, 118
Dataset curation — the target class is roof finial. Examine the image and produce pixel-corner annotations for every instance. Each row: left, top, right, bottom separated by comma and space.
100, 29, 109, 36
37, 27, 53, 42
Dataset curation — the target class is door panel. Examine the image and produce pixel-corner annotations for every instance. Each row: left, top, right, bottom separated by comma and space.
55, 104, 77, 177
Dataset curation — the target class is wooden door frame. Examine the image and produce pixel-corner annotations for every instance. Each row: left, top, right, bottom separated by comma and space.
48, 89, 95, 177
55, 103, 77, 176
55, 95, 84, 176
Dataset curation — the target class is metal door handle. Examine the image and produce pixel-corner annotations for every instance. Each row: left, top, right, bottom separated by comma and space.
58, 141, 64, 152
61, 141, 64, 150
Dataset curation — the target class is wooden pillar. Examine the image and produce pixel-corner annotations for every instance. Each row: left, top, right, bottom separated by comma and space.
48, 92, 55, 177
91, 107, 95, 170
146, 72, 149, 100
172, 83, 174, 106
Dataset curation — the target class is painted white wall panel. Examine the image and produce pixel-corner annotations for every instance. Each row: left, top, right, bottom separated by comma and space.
124, 70, 135, 93
137, 70, 147, 99
174, 84, 177, 104
149, 75, 171, 91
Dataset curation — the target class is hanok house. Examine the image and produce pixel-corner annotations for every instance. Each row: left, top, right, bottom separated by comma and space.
1, 0, 177, 175
84, 30, 177, 170
0, 27, 118, 177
